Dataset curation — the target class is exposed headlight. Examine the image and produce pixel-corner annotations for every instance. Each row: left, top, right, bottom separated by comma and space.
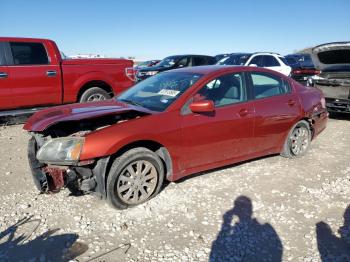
36, 137, 84, 165
145, 71, 158, 76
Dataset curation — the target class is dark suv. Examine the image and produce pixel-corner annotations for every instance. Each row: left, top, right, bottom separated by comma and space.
136, 55, 216, 81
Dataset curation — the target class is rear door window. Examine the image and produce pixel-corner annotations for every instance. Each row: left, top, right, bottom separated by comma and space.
262, 55, 280, 67
0, 42, 5, 65
250, 72, 290, 99
193, 56, 207, 66
10, 42, 49, 65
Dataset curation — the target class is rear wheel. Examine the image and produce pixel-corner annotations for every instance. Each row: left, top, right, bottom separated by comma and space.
79, 87, 111, 103
281, 120, 311, 158
106, 148, 164, 209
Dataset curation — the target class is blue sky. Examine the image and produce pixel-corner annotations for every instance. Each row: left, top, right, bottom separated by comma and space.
2, 0, 350, 60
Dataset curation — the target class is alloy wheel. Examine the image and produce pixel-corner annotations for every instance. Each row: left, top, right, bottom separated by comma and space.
290, 126, 310, 156
116, 160, 158, 205
86, 94, 106, 102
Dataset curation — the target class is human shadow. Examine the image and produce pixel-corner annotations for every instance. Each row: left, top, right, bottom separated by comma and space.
316, 205, 350, 261
0, 216, 88, 261
210, 196, 283, 262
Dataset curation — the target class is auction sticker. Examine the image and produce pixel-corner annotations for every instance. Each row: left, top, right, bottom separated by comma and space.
158, 89, 180, 97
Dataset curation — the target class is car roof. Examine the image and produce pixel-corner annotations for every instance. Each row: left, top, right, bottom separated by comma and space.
0, 37, 52, 42
162, 65, 289, 78
165, 54, 215, 59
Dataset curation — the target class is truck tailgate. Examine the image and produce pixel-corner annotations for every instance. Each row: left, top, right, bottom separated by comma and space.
315, 84, 350, 99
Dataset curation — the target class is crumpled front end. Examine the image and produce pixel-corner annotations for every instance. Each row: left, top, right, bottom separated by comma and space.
28, 134, 110, 198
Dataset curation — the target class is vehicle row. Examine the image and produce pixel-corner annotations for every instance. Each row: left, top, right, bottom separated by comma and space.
134, 52, 320, 85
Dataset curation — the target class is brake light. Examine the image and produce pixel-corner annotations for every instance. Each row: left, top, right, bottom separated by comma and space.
125, 67, 136, 82
292, 68, 321, 75
321, 97, 326, 108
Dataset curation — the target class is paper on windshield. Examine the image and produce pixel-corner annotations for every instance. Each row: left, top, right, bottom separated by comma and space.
158, 89, 180, 97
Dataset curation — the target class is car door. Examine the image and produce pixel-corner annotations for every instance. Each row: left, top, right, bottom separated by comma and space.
248, 71, 301, 153
180, 72, 255, 170
7, 41, 62, 108
0, 42, 13, 109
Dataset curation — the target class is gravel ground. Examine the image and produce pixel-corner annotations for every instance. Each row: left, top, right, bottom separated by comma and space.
0, 117, 349, 261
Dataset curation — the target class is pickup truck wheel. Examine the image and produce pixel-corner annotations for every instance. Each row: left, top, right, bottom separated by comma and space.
79, 87, 111, 103
281, 120, 311, 158
106, 148, 164, 209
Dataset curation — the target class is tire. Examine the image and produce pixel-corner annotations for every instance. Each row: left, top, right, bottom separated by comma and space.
281, 120, 311, 158
79, 87, 111, 103
106, 147, 164, 209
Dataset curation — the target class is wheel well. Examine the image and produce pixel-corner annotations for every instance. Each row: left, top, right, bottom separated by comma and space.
301, 117, 315, 138
105, 140, 173, 183
77, 81, 114, 102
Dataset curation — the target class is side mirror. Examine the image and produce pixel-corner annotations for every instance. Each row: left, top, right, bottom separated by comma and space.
189, 100, 215, 113
249, 64, 258, 67
178, 64, 185, 68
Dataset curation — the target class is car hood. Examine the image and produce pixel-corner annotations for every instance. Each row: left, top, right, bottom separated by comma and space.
137, 65, 170, 72
62, 58, 133, 66
24, 100, 153, 132
311, 42, 350, 71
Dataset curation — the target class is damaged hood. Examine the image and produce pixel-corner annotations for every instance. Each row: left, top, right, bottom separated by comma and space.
24, 99, 153, 132
311, 42, 350, 71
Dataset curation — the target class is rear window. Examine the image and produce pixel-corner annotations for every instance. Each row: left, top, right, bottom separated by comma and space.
318, 50, 350, 64
10, 42, 49, 65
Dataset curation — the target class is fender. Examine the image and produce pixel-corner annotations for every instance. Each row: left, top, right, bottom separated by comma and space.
63, 71, 115, 102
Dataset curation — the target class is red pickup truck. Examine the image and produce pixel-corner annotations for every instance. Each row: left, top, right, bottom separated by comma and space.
0, 37, 134, 113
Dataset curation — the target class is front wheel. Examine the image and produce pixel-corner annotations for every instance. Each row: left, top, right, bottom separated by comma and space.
281, 120, 311, 158
106, 148, 164, 209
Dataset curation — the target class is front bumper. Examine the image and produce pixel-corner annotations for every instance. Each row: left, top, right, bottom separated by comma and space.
28, 136, 110, 198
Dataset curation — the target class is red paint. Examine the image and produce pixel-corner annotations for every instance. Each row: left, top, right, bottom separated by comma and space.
43, 166, 65, 192
0, 37, 134, 110
25, 66, 328, 182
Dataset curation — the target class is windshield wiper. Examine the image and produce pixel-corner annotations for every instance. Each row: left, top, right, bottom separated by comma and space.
119, 99, 144, 107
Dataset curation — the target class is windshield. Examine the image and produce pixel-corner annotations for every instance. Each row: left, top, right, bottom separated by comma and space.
157, 56, 181, 68
117, 71, 203, 112
217, 54, 251, 65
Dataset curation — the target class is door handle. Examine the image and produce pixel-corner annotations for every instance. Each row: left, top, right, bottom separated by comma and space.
287, 100, 296, 106
0, 72, 8, 79
46, 70, 57, 77
238, 108, 249, 117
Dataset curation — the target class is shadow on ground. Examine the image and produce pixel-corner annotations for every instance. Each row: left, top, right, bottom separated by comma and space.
0, 216, 88, 261
316, 205, 350, 261
210, 196, 283, 262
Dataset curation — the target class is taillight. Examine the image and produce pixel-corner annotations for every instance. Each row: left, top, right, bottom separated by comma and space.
292, 68, 321, 75
321, 97, 326, 108
125, 67, 136, 82
292, 69, 302, 74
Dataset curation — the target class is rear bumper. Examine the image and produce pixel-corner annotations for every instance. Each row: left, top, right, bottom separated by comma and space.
312, 110, 328, 139
325, 98, 350, 113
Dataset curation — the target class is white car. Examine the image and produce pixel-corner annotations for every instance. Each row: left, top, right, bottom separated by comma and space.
217, 52, 292, 76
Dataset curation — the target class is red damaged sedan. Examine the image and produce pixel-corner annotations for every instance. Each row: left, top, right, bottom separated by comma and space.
24, 66, 327, 209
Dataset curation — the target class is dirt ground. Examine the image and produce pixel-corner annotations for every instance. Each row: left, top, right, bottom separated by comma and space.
0, 116, 349, 261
